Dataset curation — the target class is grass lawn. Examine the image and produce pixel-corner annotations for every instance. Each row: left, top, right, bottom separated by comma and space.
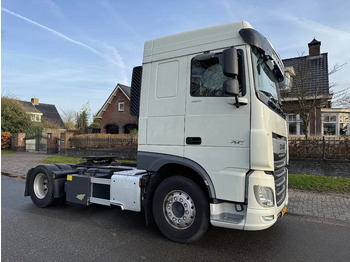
38, 157, 350, 194
40, 155, 136, 165
40, 155, 83, 164
1, 150, 15, 155
289, 174, 350, 193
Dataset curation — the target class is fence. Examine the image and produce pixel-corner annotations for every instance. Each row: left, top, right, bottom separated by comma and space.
289, 137, 350, 160
69, 137, 138, 150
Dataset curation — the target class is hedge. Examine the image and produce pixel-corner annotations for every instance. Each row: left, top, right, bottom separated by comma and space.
1, 132, 12, 149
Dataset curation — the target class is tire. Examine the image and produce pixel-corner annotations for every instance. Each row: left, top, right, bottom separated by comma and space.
152, 176, 209, 243
28, 166, 55, 208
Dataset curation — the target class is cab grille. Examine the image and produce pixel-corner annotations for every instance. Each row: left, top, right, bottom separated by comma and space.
273, 134, 288, 206
274, 159, 287, 206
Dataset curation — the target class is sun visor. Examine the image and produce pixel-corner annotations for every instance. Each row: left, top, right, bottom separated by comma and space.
239, 28, 284, 81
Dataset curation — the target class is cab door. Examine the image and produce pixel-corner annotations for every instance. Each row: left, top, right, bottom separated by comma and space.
184, 49, 250, 201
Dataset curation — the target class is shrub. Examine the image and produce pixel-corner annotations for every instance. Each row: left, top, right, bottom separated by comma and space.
1, 132, 12, 149
1, 96, 32, 133
25, 126, 44, 138
69, 133, 137, 149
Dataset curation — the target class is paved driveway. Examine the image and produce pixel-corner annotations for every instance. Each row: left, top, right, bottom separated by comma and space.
1, 152, 54, 178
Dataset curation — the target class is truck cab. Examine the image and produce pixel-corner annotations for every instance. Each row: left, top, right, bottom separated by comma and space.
25, 21, 288, 243
133, 21, 287, 234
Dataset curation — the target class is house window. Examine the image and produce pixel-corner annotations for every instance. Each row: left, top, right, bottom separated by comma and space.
287, 114, 306, 136
30, 114, 41, 122
118, 102, 124, 112
288, 115, 297, 135
339, 114, 349, 135
323, 114, 337, 136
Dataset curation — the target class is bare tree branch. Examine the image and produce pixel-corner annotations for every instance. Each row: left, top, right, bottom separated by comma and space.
328, 62, 347, 76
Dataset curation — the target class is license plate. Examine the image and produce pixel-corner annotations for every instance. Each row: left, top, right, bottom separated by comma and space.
281, 206, 287, 217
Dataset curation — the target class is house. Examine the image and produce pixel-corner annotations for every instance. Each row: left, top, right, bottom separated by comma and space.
20, 98, 66, 130
320, 108, 350, 136
94, 84, 138, 134
281, 38, 334, 136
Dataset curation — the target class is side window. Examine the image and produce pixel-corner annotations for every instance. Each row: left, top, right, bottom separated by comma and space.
191, 53, 228, 97
191, 50, 245, 97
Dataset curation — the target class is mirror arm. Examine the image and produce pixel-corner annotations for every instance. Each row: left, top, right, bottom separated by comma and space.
235, 96, 240, 108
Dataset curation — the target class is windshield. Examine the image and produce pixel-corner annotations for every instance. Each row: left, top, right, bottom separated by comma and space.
252, 46, 283, 113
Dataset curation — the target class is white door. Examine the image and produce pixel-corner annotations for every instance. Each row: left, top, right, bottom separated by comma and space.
184, 50, 250, 201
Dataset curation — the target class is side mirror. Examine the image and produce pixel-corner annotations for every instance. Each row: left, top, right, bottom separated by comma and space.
222, 48, 238, 77
223, 79, 240, 108
223, 79, 239, 96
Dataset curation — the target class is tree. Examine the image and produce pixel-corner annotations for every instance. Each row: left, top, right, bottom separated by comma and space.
88, 118, 101, 129
332, 87, 350, 108
61, 108, 77, 130
41, 120, 61, 129
76, 102, 91, 134
1, 96, 32, 133
281, 53, 342, 139
328, 62, 349, 108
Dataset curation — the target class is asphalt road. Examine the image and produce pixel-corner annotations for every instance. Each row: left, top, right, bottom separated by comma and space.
2, 175, 350, 262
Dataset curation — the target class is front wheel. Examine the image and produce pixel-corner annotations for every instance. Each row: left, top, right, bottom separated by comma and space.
152, 176, 209, 243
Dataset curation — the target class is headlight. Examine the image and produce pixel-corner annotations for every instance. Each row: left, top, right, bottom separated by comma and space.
254, 186, 275, 207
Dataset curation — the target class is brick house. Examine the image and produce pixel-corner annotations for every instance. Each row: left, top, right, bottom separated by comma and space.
20, 98, 66, 130
281, 39, 333, 137
94, 84, 138, 134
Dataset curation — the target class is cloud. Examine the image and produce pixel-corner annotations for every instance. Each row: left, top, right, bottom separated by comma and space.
282, 12, 350, 82
278, 12, 350, 40
40, 0, 65, 20
1, 7, 125, 68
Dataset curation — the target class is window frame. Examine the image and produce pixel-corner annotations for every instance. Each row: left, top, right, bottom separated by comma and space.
118, 101, 125, 112
286, 113, 308, 136
190, 48, 245, 98
322, 113, 350, 136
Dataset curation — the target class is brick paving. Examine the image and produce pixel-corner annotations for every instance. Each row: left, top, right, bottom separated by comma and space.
288, 189, 350, 227
1, 152, 350, 227
1, 152, 54, 178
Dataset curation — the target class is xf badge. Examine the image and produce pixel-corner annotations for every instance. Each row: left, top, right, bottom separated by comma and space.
231, 140, 244, 145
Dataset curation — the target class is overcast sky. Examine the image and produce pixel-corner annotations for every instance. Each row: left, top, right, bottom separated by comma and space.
2, 0, 350, 121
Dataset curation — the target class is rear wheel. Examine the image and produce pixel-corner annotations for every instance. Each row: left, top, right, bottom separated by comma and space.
28, 166, 55, 207
152, 176, 209, 243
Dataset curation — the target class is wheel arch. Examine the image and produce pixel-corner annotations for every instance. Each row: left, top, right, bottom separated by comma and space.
137, 151, 216, 199
137, 152, 216, 225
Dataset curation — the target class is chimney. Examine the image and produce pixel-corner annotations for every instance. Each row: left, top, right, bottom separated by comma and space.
31, 98, 39, 105
308, 38, 321, 56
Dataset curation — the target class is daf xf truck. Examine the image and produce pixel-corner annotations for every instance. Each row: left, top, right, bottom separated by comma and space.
25, 21, 288, 243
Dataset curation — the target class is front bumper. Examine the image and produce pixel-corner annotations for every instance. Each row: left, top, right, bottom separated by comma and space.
210, 170, 288, 231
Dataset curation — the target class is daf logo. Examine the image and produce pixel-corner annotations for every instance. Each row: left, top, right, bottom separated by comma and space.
280, 144, 286, 151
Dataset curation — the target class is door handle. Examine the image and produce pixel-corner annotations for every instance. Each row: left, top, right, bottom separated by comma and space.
186, 137, 202, 145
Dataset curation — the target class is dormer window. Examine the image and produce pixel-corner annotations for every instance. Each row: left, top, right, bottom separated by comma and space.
30, 113, 42, 122
281, 66, 295, 92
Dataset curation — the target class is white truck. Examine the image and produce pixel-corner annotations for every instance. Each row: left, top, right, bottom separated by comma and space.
25, 21, 288, 243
